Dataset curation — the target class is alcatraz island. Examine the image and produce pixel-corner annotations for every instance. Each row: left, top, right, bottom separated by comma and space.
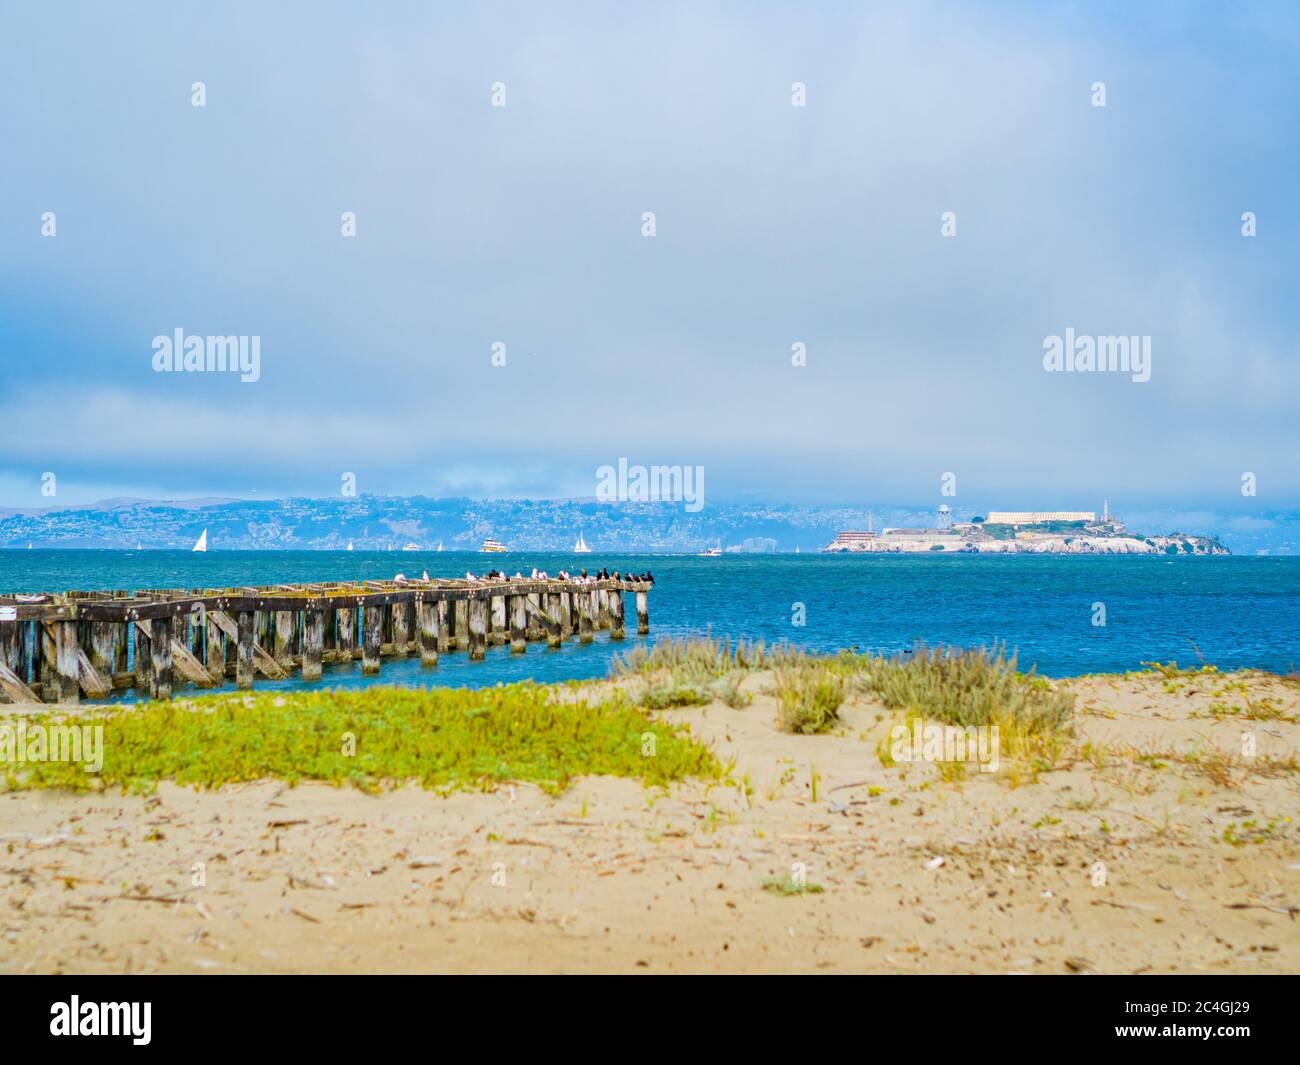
823, 503, 1228, 555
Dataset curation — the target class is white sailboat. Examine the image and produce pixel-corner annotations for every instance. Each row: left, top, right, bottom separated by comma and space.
347, 540, 354, 551
572, 531, 591, 553
192, 529, 208, 552
436, 541, 444, 552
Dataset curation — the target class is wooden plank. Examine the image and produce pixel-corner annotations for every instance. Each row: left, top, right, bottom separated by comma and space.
236, 610, 255, 689
208, 611, 288, 679
76, 647, 111, 698
391, 602, 410, 656
468, 598, 487, 660
302, 609, 323, 680
0, 661, 40, 703
273, 610, 295, 664
361, 606, 382, 674
149, 616, 172, 699
578, 591, 593, 644
509, 594, 526, 654
417, 596, 438, 666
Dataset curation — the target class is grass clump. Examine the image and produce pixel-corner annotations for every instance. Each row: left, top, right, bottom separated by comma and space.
0, 683, 721, 796
613, 634, 799, 710
774, 659, 846, 734
847, 643, 1074, 769
761, 875, 824, 896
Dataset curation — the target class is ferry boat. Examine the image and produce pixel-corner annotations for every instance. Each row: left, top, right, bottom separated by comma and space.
572, 531, 591, 553
481, 537, 508, 553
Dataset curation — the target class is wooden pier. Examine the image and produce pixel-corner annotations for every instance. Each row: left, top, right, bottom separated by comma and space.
0, 576, 651, 704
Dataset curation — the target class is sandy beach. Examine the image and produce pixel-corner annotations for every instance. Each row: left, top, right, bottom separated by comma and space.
2, 668, 1297, 975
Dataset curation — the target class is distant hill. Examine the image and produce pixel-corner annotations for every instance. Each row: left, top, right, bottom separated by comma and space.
0, 496, 1289, 554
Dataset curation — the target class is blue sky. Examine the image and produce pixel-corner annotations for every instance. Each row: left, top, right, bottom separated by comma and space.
1, 1, 1297, 519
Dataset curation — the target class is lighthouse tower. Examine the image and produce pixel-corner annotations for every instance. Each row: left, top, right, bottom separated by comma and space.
936, 504, 953, 531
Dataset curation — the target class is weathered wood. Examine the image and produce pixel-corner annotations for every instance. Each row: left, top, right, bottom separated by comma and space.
435, 599, 449, 654
205, 614, 225, 682
454, 600, 469, 650
578, 590, 593, 643
0, 662, 40, 703
468, 597, 487, 660
636, 590, 649, 634
236, 610, 255, 689
75, 646, 111, 698
89, 621, 116, 678
134, 616, 151, 691
302, 609, 323, 680
361, 606, 382, 674
608, 589, 625, 640
40, 622, 59, 702
391, 602, 411, 656
509, 594, 526, 654
0, 578, 652, 698
209, 611, 287, 679
337, 607, 356, 659
526, 592, 541, 640
489, 595, 506, 646
149, 616, 173, 699
273, 610, 295, 664
535, 593, 562, 648
417, 597, 438, 666
132, 619, 212, 689
0, 617, 21, 678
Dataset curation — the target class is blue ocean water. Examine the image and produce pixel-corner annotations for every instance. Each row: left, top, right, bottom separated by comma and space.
2, 551, 1297, 694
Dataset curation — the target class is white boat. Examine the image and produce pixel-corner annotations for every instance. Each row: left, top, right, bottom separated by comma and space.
347, 540, 353, 551
572, 531, 591, 553
700, 542, 722, 557
192, 529, 208, 552
136, 541, 142, 551
401, 542, 421, 552
481, 536, 507, 553
436, 541, 444, 552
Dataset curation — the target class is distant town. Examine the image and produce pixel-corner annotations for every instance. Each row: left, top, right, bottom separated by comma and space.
822, 503, 1229, 555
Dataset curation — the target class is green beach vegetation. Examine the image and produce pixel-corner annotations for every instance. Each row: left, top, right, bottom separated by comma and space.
1, 683, 721, 795
616, 637, 1075, 756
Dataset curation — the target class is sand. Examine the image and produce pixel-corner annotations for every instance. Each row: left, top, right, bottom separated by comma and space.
2, 669, 1297, 974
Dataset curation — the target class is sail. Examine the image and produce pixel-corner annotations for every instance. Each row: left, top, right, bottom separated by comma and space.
192, 529, 208, 552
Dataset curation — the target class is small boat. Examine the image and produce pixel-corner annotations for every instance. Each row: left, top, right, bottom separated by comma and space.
700, 541, 722, 557
572, 531, 591, 553
347, 540, 354, 551
401, 542, 421, 552
192, 529, 208, 552
481, 536, 508, 553
135, 541, 142, 551
436, 541, 444, 552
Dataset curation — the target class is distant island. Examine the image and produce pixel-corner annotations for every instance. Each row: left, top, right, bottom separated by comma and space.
823, 505, 1228, 555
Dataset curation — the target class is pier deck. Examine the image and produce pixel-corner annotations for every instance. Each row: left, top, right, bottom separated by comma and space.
0, 576, 651, 703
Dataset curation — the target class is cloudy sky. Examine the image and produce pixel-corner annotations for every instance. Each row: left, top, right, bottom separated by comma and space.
1, 1, 1296, 516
